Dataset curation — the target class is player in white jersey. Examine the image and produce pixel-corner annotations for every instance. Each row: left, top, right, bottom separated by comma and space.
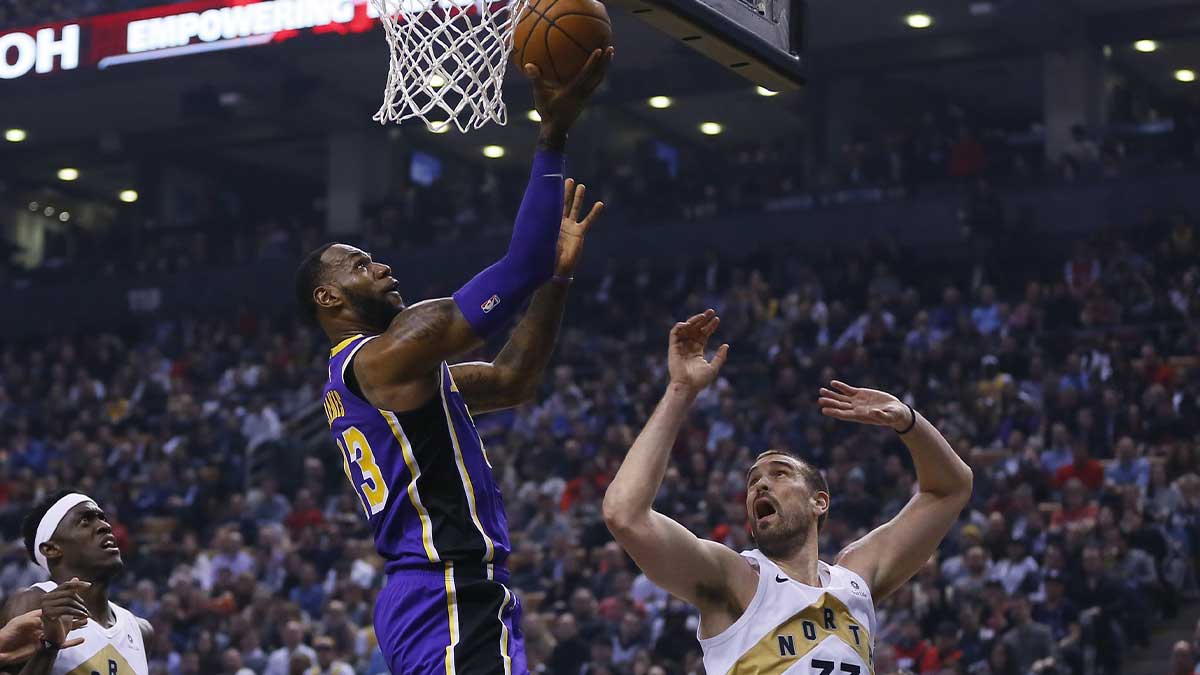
603, 311, 973, 674
1, 490, 152, 675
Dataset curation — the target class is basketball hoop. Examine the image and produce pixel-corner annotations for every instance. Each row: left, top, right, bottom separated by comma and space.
369, 0, 529, 132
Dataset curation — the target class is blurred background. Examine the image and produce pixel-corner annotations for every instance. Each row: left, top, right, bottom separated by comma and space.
1, 0, 1199, 673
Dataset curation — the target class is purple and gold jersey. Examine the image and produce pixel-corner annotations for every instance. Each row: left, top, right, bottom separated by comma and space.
323, 334, 511, 571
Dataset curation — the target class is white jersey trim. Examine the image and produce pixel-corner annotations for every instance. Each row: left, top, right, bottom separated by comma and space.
696, 553, 771, 649
695, 551, 879, 670
340, 335, 379, 382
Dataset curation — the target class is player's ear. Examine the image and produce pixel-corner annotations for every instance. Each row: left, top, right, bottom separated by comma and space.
812, 491, 830, 520
314, 284, 341, 311
39, 540, 62, 566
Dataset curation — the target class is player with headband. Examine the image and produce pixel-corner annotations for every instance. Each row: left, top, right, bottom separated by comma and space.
0, 490, 152, 675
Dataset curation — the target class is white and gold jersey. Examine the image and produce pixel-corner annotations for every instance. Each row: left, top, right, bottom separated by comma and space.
699, 550, 877, 675
30, 582, 149, 675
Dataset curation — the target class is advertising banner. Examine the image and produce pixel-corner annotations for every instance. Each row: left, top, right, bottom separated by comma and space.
0, 0, 383, 80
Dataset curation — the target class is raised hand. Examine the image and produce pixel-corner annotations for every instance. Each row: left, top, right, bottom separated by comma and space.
668, 310, 729, 395
39, 578, 91, 647
0, 609, 86, 665
526, 47, 615, 139
555, 178, 604, 277
818, 380, 913, 431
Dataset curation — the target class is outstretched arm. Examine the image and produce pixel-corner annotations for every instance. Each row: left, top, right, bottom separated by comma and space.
451, 49, 612, 339
603, 313, 753, 631
451, 180, 604, 413
820, 381, 973, 600
352, 53, 613, 402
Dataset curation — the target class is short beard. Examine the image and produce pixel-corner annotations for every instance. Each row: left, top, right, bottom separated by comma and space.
752, 514, 813, 560
61, 556, 124, 583
345, 290, 402, 333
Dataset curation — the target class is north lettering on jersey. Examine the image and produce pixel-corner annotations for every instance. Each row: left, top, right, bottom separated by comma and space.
770, 606, 865, 658
729, 588, 873, 674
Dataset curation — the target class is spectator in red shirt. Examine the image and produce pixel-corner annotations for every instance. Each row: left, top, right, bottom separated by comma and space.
1055, 441, 1104, 491
920, 621, 964, 673
1051, 478, 1099, 530
1139, 343, 1177, 387
1065, 242, 1101, 299
948, 127, 987, 178
893, 619, 934, 672
284, 488, 326, 533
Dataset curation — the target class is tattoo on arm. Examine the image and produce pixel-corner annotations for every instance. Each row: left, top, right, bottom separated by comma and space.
402, 300, 464, 344
454, 282, 569, 412
362, 298, 481, 388
496, 282, 569, 373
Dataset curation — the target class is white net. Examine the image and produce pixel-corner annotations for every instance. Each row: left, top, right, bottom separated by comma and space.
368, 0, 530, 132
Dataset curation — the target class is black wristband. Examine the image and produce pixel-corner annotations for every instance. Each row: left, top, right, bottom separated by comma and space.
896, 404, 917, 435
536, 127, 568, 152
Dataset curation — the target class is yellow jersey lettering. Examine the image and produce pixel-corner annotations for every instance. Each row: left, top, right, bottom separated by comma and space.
324, 391, 345, 427
341, 426, 390, 515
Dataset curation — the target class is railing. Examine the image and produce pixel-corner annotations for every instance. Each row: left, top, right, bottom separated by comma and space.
245, 398, 330, 491
3, 170, 1198, 341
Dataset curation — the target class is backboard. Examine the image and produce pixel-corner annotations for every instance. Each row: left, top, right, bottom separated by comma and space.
608, 0, 804, 90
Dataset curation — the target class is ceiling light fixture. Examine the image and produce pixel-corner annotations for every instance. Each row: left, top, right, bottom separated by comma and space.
905, 13, 933, 29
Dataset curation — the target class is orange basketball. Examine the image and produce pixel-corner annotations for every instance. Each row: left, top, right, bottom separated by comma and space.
512, 0, 613, 85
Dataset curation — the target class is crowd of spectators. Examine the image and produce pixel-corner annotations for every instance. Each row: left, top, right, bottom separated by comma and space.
0, 0, 132, 28
0, 179, 1197, 675
4, 96, 1199, 292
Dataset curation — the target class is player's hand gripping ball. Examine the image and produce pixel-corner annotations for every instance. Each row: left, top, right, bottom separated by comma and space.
512, 0, 613, 84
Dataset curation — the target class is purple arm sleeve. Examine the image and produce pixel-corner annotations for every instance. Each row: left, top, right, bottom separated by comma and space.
452, 150, 565, 337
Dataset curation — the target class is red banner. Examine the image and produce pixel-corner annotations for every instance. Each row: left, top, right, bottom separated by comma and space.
0, 0, 379, 81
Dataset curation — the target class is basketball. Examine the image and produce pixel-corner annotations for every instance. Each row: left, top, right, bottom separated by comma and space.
511, 0, 613, 85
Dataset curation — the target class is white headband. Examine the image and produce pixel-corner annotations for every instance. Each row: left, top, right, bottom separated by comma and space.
34, 493, 95, 571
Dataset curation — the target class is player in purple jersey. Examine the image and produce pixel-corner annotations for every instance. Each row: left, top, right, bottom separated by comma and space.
293, 48, 612, 675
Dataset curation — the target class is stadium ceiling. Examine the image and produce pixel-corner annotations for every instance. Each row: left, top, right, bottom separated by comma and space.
1, 0, 1198, 188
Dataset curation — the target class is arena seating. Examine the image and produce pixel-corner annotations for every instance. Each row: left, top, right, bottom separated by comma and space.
1, 180, 1197, 673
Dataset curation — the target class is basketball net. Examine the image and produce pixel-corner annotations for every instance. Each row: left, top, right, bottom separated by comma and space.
368, 0, 529, 132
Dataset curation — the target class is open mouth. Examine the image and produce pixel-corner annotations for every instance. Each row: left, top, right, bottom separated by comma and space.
754, 498, 777, 523
100, 536, 119, 551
